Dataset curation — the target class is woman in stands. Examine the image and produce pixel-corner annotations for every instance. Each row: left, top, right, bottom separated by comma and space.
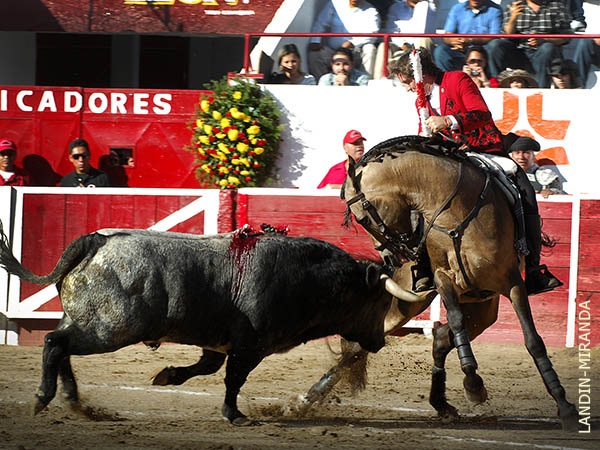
268, 44, 316, 85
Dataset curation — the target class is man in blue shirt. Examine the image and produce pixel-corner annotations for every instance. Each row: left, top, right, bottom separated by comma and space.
433, 0, 503, 72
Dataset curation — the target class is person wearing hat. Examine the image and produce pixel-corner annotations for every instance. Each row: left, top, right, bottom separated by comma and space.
497, 68, 538, 88
60, 138, 110, 188
548, 57, 582, 89
0, 139, 30, 186
509, 135, 565, 197
317, 129, 366, 189
318, 47, 370, 86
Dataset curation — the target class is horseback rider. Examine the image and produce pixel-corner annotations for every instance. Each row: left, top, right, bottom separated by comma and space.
388, 48, 562, 296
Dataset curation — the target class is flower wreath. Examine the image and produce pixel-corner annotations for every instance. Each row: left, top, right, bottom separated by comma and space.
410, 49, 432, 137
187, 77, 283, 188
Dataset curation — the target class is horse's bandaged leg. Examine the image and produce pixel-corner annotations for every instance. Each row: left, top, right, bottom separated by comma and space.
453, 329, 478, 370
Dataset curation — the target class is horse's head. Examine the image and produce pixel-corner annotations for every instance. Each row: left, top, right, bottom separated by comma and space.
342, 156, 415, 268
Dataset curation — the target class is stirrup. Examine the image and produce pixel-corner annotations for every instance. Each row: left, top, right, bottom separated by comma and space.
411, 264, 435, 292
526, 264, 563, 296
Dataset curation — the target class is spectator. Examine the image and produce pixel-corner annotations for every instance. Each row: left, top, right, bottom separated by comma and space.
388, 48, 562, 295
318, 129, 366, 189
509, 135, 565, 197
548, 57, 582, 88
487, 0, 572, 89
318, 47, 370, 86
433, 0, 502, 72
497, 67, 538, 88
463, 45, 499, 88
565, 0, 586, 32
267, 44, 316, 85
60, 138, 110, 188
574, 38, 600, 88
0, 139, 30, 186
374, 0, 438, 79
308, 0, 381, 80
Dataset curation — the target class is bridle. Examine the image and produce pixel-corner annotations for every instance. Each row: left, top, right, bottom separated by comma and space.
344, 153, 492, 289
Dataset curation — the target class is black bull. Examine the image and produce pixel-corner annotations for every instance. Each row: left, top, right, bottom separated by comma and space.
0, 227, 421, 425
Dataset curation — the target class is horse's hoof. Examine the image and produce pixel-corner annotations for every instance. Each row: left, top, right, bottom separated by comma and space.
464, 384, 488, 404
560, 406, 579, 432
437, 405, 459, 423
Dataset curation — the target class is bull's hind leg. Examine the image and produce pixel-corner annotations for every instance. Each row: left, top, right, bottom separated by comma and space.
58, 357, 78, 404
35, 329, 71, 414
508, 282, 578, 431
429, 297, 499, 418
152, 349, 226, 386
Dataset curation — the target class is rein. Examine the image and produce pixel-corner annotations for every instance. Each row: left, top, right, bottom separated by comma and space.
346, 151, 492, 290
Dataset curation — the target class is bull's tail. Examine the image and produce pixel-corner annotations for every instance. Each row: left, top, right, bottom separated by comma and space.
0, 220, 107, 286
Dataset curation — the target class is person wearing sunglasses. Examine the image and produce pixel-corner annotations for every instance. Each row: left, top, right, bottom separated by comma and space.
60, 138, 110, 187
0, 138, 30, 186
462, 46, 499, 88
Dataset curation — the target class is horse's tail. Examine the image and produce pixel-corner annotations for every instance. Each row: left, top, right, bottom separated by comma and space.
0, 220, 107, 285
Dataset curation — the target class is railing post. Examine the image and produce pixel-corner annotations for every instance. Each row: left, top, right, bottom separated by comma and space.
244, 33, 251, 73
382, 35, 390, 79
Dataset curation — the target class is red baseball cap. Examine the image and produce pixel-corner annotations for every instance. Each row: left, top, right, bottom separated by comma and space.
0, 139, 16, 152
343, 130, 366, 145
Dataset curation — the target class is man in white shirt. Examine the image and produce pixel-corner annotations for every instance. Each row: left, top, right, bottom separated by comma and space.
308, 0, 381, 80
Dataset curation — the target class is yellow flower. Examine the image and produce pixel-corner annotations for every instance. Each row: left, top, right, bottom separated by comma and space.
251, 138, 257, 145
240, 170, 250, 176
243, 115, 251, 123
203, 124, 213, 135
239, 157, 250, 167
231, 158, 241, 165
217, 143, 230, 154
220, 118, 231, 129
201, 164, 210, 172
216, 133, 226, 139
236, 142, 249, 153
229, 107, 238, 114
199, 135, 210, 145
247, 125, 260, 135
219, 166, 229, 174
228, 129, 239, 141
228, 176, 241, 184
233, 91, 242, 100
196, 118, 203, 128
219, 179, 228, 186
200, 100, 210, 112
254, 147, 264, 155
229, 107, 244, 119
198, 148, 205, 155
212, 110, 222, 120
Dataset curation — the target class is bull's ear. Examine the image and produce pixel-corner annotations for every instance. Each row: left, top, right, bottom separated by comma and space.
365, 263, 382, 290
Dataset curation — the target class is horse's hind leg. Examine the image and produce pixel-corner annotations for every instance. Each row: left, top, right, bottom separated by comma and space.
152, 349, 226, 386
508, 283, 578, 431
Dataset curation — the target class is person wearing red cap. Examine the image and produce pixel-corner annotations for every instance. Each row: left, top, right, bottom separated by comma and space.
0, 139, 30, 186
317, 130, 366, 189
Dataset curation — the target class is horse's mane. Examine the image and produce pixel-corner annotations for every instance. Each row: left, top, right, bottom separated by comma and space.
341, 135, 463, 228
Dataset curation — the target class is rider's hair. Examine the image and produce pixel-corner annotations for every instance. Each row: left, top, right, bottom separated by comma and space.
388, 47, 442, 81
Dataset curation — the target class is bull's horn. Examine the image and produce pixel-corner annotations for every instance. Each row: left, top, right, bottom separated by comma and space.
380, 274, 423, 303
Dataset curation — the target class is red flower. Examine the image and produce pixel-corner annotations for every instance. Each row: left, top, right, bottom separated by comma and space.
243, 139, 250, 144
253, 119, 258, 125
249, 151, 255, 156
257, 139, 266, 146
253, 163, 261, 168
238, 132, 246, 139
221, 92, 227, 96
226, 112, 231, 117
209, 136, 216, 142
233, 170, 240, 174
208, 96, 214, 103
245, 177, 252, 181
212, 127, 220, 134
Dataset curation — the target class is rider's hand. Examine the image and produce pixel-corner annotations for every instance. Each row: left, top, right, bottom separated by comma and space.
425, 116, 451, 133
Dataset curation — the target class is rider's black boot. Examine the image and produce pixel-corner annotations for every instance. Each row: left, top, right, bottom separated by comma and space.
524, 214, 563, 295
412, 249, 435, 292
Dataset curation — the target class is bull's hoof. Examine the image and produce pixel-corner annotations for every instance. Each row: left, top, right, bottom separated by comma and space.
231, 416, 255, 427
152, 367, 174, 386
463, 374, 487, 404
560, 405, 579, 432
33, 396, 50, 415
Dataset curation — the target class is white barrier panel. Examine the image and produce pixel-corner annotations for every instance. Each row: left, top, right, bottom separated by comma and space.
265, 85, 600, 195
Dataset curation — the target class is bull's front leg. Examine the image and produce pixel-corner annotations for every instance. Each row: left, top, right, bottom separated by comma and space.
222, 350, 263, 426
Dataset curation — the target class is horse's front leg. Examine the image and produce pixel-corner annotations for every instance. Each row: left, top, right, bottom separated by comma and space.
434, 272, 485, 406
508, 282, 578, 431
